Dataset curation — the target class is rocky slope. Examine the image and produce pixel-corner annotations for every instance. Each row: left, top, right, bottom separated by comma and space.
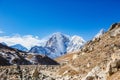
93, 29, 105, 40
0, 65, 60, 80
0, 43, 58, 65
55, 23, 120, 80
0, 23, 120, 80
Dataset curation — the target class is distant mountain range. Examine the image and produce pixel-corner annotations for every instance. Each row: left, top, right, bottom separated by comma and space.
1, 31, 105, 58
29, 32, 85, 58
55, 23, 120, 80
10, 44, 28, 52
0, 43, 59, 65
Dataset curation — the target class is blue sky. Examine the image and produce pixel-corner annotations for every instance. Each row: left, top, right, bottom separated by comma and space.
0, 0, 120, 40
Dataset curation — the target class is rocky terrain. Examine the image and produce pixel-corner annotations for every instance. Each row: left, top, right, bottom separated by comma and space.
0, 65, 61, 80
0, 23, 120, 80
0, 32, 85, 58
55, 23, 120, 80
0, 43, 59, 65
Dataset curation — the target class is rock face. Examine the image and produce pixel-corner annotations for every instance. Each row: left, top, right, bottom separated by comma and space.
108, 23, 120, 31
110, 27, 120, 37
107, 50, 120, 76
45, 33, 70, 57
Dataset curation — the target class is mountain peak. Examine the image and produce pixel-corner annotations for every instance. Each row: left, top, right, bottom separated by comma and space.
67, 35, 85, 52
51, 32, 69, 39
11, 44, 28, 51
71, 35, 85, 42
93, 29, 105, 40
1, 42, 7, 46
45, 32, 70, 56
30, 32, 85, 58
52, 32, 62, 36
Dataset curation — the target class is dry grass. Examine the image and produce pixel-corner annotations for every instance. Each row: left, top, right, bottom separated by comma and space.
55, 27, 120, 78
107, 71, 120, 80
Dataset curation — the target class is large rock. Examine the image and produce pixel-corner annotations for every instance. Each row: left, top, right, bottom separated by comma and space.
106, 51, 120, 76
108, 60, 120, 75
81, 66, 106, 80
110, 28, 120, 37
109, 23, 120, 31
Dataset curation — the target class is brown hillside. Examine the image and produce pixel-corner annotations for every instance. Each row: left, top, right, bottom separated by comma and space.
55, 23, 120, 80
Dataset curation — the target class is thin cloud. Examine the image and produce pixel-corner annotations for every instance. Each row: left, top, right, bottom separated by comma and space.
0, 34, 46, 49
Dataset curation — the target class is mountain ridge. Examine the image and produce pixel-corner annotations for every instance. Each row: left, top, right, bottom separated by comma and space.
55, 22, 120, 80
10, 44, 28, 52
0, 43, 59, 65
29, 32, 85, 58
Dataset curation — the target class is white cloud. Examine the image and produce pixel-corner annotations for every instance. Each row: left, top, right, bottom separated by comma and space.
0, 34, 46, 49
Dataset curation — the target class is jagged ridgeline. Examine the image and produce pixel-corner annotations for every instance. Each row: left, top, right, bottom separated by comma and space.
0, 23, 120, 80
0, 43, 59, 66
55, 23, 120, 80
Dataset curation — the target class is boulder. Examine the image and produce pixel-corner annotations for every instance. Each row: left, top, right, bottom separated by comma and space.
86, 76, 94, 80
110, 28, 120, 37
109, 23, 120, 30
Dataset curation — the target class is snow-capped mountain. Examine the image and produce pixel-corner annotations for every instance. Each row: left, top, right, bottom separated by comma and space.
29, 32, 85, 58
45, 32, 70, 56
0, 32, 85, 58
29, 46, 47, 55
10, 44, 28, 51
93, 29, 105, 40
0, 42, 7, 46
67, 35, 85, 52
0, 43, 58, 65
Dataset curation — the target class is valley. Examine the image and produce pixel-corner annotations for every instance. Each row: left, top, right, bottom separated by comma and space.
0, 23, 120, 80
